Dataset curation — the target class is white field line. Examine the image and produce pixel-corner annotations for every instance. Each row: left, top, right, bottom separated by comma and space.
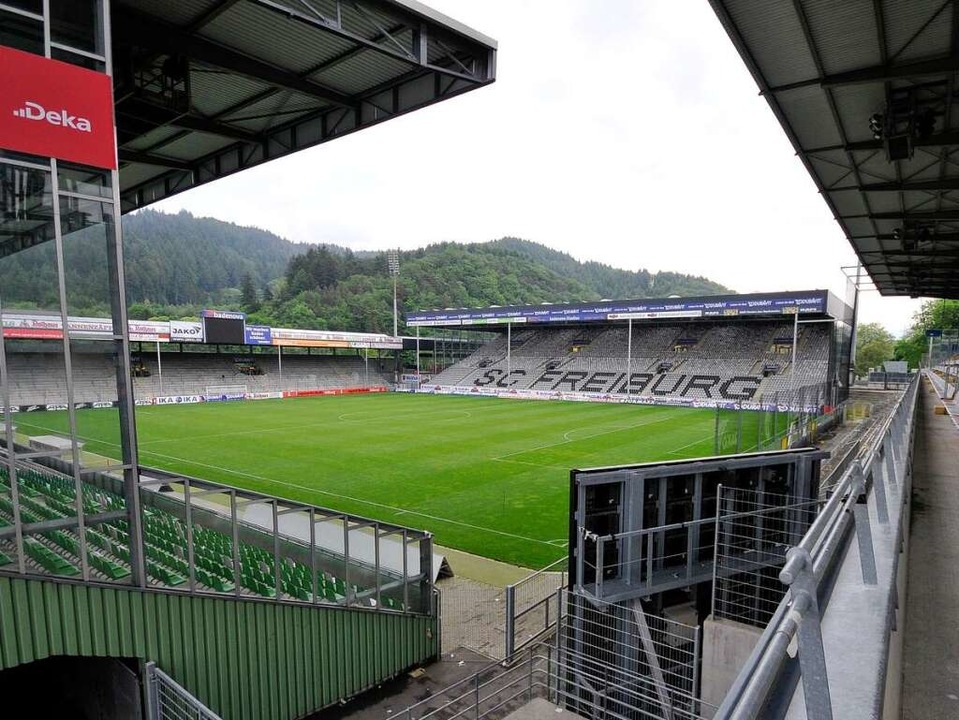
666, 433, 716, 456
491, 410, 686, 462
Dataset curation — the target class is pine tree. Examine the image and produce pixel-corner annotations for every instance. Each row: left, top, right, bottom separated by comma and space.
240, 272, 259, 313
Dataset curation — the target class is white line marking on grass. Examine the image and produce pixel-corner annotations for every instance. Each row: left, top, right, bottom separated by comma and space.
139, 400, 485, 446
492, 411, 686, 462
129, 446, 562, 548
140, 425, 308, 446
493, 458, 571, 471
336, 408, 474, 423
666, 434, 716, 456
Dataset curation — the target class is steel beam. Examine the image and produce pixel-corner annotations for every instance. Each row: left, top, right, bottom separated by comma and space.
112, 7, 356, 109
118, 149, 194, 170
0, 510, 127, 539
831, 178, 959, 192
807, 131, 959, 155
866, 209, 959, 221
766, 54, 959, 94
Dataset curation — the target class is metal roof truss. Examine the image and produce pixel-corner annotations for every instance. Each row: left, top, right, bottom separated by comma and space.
709, 0, 959, 299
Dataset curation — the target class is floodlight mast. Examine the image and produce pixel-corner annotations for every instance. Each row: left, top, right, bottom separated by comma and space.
387, 250, 400, 338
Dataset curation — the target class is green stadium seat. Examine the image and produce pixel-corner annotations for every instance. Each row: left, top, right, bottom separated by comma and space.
2, 465, 383, 610
23, 538, 79, 576
88, 551, 130, 580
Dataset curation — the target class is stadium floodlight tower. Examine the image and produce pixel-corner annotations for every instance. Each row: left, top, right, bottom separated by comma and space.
388, 249, 400, 338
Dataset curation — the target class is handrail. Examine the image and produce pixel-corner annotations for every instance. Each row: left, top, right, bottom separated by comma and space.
145, 662, 223, 720
715, 375, 919, 719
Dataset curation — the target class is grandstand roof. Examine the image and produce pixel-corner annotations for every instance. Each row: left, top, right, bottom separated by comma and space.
113, 0, 496, 213
708, 0, 959, 299
406, 289, 852, 329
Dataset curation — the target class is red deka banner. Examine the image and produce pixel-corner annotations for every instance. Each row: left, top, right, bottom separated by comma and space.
0, 46, 116, 170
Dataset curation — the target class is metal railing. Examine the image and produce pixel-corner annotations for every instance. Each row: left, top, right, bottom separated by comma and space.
714, 375, 918, 719
0, 451, 435, 615
400, 590, 712, 720
580, 490, 815, 606
564, 590, 702, 718
504, 556, 568, 657
145, 662, 223, 720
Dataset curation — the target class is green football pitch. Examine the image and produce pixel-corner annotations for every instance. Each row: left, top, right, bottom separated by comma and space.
13, 394, 785, 568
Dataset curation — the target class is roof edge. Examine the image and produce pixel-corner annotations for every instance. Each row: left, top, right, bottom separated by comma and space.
388, 0, 498, 49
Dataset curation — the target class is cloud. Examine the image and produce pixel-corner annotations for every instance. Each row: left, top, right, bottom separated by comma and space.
153, 0, 923, 335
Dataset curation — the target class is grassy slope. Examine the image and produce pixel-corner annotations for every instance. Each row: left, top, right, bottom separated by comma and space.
15, 394, 778, 568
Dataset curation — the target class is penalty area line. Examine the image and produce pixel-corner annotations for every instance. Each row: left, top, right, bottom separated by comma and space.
666, 433, 717, 456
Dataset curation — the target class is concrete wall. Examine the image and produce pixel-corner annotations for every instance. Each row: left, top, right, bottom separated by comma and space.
700, 615, 764, 718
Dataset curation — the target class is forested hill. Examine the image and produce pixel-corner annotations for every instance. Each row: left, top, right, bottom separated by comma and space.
0, 209, 731, 333
0, 209, 307, 316
487, 238, 728, 299
257, 239, 731, 333
120, 209, 307, 305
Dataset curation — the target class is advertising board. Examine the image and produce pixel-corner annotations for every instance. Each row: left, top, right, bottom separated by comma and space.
0, 46, 116, 169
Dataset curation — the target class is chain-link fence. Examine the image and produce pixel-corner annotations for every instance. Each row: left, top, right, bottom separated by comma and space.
711, 487, 819, 628
439, 577, 507, 659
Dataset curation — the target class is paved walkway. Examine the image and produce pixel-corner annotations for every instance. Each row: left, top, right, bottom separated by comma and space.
901, 377, 959, 719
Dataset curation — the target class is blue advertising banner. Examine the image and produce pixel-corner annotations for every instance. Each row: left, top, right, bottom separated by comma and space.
245, 325, 273, 345
406, 290, 831, 327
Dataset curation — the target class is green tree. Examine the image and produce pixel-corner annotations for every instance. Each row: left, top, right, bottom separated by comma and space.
855, 322, 895, 375
895, 299, 959, 368
240, 272, 259, 313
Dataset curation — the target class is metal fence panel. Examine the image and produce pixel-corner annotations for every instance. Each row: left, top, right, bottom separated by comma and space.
440, 578, 506, 659
400, 592, 712, 720
146, 662, 223, 720
563, 590, 702, 718
505, 557, 568, 657
711, 487, 818, 628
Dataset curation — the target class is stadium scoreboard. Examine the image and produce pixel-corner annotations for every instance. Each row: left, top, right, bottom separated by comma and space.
201, 309, 246, 345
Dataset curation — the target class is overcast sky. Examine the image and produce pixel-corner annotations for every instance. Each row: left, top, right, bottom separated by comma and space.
155, 0, 925, 337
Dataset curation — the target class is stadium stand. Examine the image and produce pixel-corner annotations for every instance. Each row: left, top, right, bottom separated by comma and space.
133, 352, 390, 398
0, 462, 410, 609
430, 320, 832, 405
1, 350, 391, 406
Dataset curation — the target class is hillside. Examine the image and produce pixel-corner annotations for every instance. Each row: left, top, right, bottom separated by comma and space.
487, 237, 728, 298
0, 209, 307, 316
121, 210, 307, 306
0, 210, 731, 332
268, 239, 730, 333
